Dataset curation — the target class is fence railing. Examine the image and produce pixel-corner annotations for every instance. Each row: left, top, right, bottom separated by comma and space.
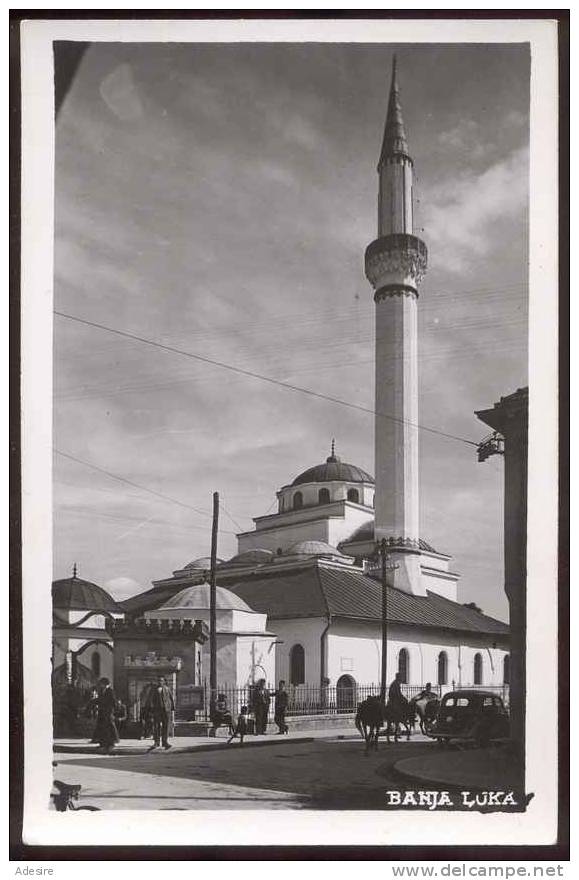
168, 681, 509, 723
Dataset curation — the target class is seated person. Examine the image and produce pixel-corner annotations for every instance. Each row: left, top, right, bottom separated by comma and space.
211, 693, 233, 732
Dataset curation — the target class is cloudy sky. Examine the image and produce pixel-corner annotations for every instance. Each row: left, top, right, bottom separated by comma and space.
53, 41, 529, 619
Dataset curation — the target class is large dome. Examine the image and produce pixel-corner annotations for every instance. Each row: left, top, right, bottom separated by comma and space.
158, 583, 253, 613
291, 452, 373, 487
52, 576, 122, 613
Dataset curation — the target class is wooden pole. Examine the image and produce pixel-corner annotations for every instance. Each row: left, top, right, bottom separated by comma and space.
380, 539, 388, 703
209, 491, 219, 723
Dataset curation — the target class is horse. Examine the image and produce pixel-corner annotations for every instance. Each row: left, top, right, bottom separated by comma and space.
412, 696, 440, 735
383, 700, 416, 742
355, 696, 385, 753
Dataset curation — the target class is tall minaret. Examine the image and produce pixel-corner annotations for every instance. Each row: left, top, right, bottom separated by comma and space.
365, 58, 428, 595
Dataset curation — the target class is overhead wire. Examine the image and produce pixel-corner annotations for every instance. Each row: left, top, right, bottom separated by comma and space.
54, 310, 481, 447
54, 448, 238, 534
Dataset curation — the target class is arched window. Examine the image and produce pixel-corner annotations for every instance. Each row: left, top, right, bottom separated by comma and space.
503, 654, 510, 685
336, 674, 357, 711
398, 648, 409, 684
437, 651, 448, 686
91, 651, 101, 678
289, 644, 305, 685
473, 652, 483, 685
318, 488, 330, 505
347, 488, 359, 504
293, 491, 303, 510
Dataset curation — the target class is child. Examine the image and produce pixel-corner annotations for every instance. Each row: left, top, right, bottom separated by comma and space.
227, 705, 249, 745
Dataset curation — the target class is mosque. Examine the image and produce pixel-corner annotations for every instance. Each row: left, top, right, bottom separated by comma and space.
52, 60, 510, 720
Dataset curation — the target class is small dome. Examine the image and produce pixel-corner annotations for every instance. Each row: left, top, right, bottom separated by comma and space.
183, 556, 222, 571
158, 583, 253, 613
226, 549, 274, 566
283, 540, 344, 558
52, 576, 122, 613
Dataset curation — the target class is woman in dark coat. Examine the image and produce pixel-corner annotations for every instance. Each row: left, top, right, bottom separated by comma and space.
95, 677, 119, 753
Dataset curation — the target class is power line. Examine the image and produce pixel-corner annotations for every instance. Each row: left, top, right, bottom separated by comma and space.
54, 310, 480, 447
54, 448, 238, 534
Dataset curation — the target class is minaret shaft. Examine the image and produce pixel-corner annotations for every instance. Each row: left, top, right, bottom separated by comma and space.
366, 58, 427, 595
378, 159, 413, 235
374, 294, 419, 544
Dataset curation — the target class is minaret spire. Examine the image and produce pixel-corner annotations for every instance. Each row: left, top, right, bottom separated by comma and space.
379, 55, 410, 167
364, 59, 428, 596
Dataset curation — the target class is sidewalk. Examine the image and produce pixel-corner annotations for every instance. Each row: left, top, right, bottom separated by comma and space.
393, 745, 522, 791
54, 726, 359, 756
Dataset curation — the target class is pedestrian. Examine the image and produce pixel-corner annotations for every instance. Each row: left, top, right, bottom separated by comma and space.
273, 680, 289, 734
252, 678, 270, 735
211, 692, 233, 735
227, 705, 249, 746
94, 677, 119, 754
144, 675, 175, 751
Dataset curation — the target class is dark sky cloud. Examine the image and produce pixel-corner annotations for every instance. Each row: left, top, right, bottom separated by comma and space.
53, 42, 529, 619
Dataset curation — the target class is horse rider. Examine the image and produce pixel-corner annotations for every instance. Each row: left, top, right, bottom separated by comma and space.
415, 682, 437, 704
388, 672, 409, 711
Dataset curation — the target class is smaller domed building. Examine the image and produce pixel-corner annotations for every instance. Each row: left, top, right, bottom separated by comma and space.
145, 583, 276, 689
52, 567, 124, 688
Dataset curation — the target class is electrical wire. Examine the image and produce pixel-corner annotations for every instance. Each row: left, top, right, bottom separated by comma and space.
54, 448, 238, 534
54, 310, 480, 447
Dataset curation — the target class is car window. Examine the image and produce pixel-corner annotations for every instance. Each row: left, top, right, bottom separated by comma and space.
483, 697, 494, 706
456, 698, 470, 707
442, 697, 455, 707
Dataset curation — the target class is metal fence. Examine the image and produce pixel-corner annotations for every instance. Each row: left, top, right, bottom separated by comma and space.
171, 681, 509, 723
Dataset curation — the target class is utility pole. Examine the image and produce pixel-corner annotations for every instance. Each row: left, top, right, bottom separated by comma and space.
209, 491, 219, 725
380, 538, 398, 703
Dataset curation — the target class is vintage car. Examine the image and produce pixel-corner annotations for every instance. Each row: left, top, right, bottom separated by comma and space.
429, 689, 510, 747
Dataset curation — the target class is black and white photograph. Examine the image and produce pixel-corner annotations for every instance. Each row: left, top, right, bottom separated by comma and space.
15, 15, 564, 854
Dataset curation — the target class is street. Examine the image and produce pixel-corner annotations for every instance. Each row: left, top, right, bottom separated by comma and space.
53, 733, 440, 811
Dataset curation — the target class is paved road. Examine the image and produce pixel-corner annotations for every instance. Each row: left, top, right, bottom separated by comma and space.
53, 734, 439, 811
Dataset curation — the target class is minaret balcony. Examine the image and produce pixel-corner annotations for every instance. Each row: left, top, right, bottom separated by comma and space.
365, 233, 428, 296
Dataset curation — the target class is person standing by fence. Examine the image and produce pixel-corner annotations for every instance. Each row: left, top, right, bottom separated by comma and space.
252, 679, 270, 735
144, 675, 175, 750
274, 680, 289, 734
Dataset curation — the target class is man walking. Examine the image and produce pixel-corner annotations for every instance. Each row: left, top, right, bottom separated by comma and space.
145, 676, 175, 750
274, 680, 289, 734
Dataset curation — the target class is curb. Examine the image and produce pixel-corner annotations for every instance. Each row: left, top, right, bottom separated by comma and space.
390, 754, 512, 793
54, 736, 315, 757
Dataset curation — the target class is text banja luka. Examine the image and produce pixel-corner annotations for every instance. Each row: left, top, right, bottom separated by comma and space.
385, 790, 520, 810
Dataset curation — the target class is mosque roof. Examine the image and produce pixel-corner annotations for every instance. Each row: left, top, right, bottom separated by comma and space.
158, 583, 253, 613
227, 565, 508, 636
182, 556, 219, 571
290, 445, 373, 488
52, 575, 123, 613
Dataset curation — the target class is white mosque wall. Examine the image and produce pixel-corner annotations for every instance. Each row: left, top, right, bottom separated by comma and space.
275, 616, 510, 690
235, 635, 276, 688
238, 519, 331, 555
237, 505, 373, 556
270, 617, 327, 686
277, 482, 374, 513
419, 566, 459, 602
